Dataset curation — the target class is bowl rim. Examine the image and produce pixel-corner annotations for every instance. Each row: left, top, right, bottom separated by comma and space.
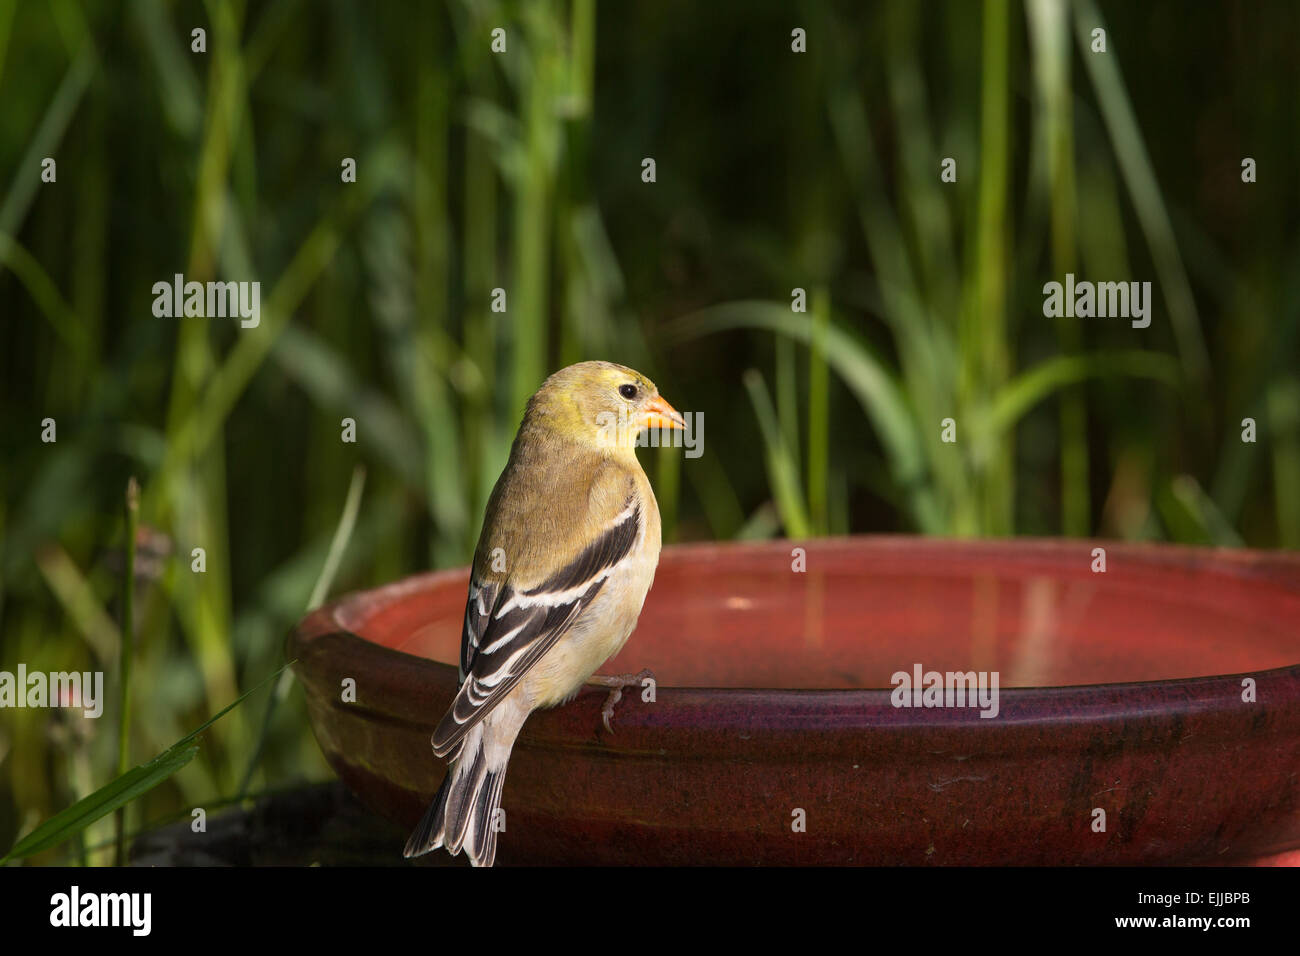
289, 536, 1300, 711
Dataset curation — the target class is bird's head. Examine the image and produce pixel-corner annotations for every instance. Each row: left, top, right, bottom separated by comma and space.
523, 360, 686, 453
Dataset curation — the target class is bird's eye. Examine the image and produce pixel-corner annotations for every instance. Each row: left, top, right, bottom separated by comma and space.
619, 384, 638, 399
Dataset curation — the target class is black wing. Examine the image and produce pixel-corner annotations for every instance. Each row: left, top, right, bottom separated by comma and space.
432, 501, 641, 757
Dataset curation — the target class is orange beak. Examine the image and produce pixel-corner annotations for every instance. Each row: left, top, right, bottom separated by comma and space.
642, 395, 687, 431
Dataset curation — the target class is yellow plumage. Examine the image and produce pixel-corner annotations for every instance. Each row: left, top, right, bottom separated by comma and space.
403, 361, 685, 867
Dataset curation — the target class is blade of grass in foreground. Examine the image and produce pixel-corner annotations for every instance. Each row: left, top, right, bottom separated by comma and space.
114, 477, 139, 866
1, 662, 292, 863
238, 464, 366, 797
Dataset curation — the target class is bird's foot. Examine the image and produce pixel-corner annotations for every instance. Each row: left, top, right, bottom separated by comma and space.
588, 668, 655, 734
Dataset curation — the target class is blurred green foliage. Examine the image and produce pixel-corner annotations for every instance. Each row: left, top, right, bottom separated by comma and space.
1, 0, 1297, 862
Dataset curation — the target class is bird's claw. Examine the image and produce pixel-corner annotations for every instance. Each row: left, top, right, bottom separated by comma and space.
591, 668, 655, 735
601, 689, 623, 734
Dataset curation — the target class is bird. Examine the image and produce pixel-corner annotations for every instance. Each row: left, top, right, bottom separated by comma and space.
403, 360, 686, 867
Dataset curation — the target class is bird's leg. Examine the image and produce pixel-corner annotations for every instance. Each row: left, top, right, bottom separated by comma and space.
588, 668, 655, 734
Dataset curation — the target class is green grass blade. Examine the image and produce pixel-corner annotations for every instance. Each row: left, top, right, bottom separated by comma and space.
987, 350, 1179, 436
32, 544, 119, 663
0, 0, 15, 84
743, 369, 811, 537
967, 0, 1013, 535
238, 465, 366, 797
305, 465, 366, 611
807, 288, 831, 534
1156, 475, 1245, 547
1028, 0, 1090, 535
668, 300, 941, 531
1, 662, 290, 863
1, 745, 199, 863
114, 477, 139, 865
655, 444, 681, 544
0, 41, 95, 237
1269, 377, 1300, 547
1073, 0, 1209, 383
0, 233, 83, 350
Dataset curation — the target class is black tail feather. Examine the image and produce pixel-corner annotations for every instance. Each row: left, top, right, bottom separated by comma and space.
403, 772, 453, 859
443, 743, 486, 855
403, 747, 507, 867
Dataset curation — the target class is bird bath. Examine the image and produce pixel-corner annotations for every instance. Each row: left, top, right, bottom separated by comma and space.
289, 537, 1300, 865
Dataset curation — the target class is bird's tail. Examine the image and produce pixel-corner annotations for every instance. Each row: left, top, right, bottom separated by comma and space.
403, 724, 510, 867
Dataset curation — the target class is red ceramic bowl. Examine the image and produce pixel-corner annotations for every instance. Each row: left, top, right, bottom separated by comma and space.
289, 537, 1300, 865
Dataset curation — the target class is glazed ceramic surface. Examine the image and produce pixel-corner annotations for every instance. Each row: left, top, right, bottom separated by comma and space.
290, 537, 1300, 864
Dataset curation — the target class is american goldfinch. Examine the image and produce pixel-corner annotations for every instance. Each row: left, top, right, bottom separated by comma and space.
403, 360, 686, 867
